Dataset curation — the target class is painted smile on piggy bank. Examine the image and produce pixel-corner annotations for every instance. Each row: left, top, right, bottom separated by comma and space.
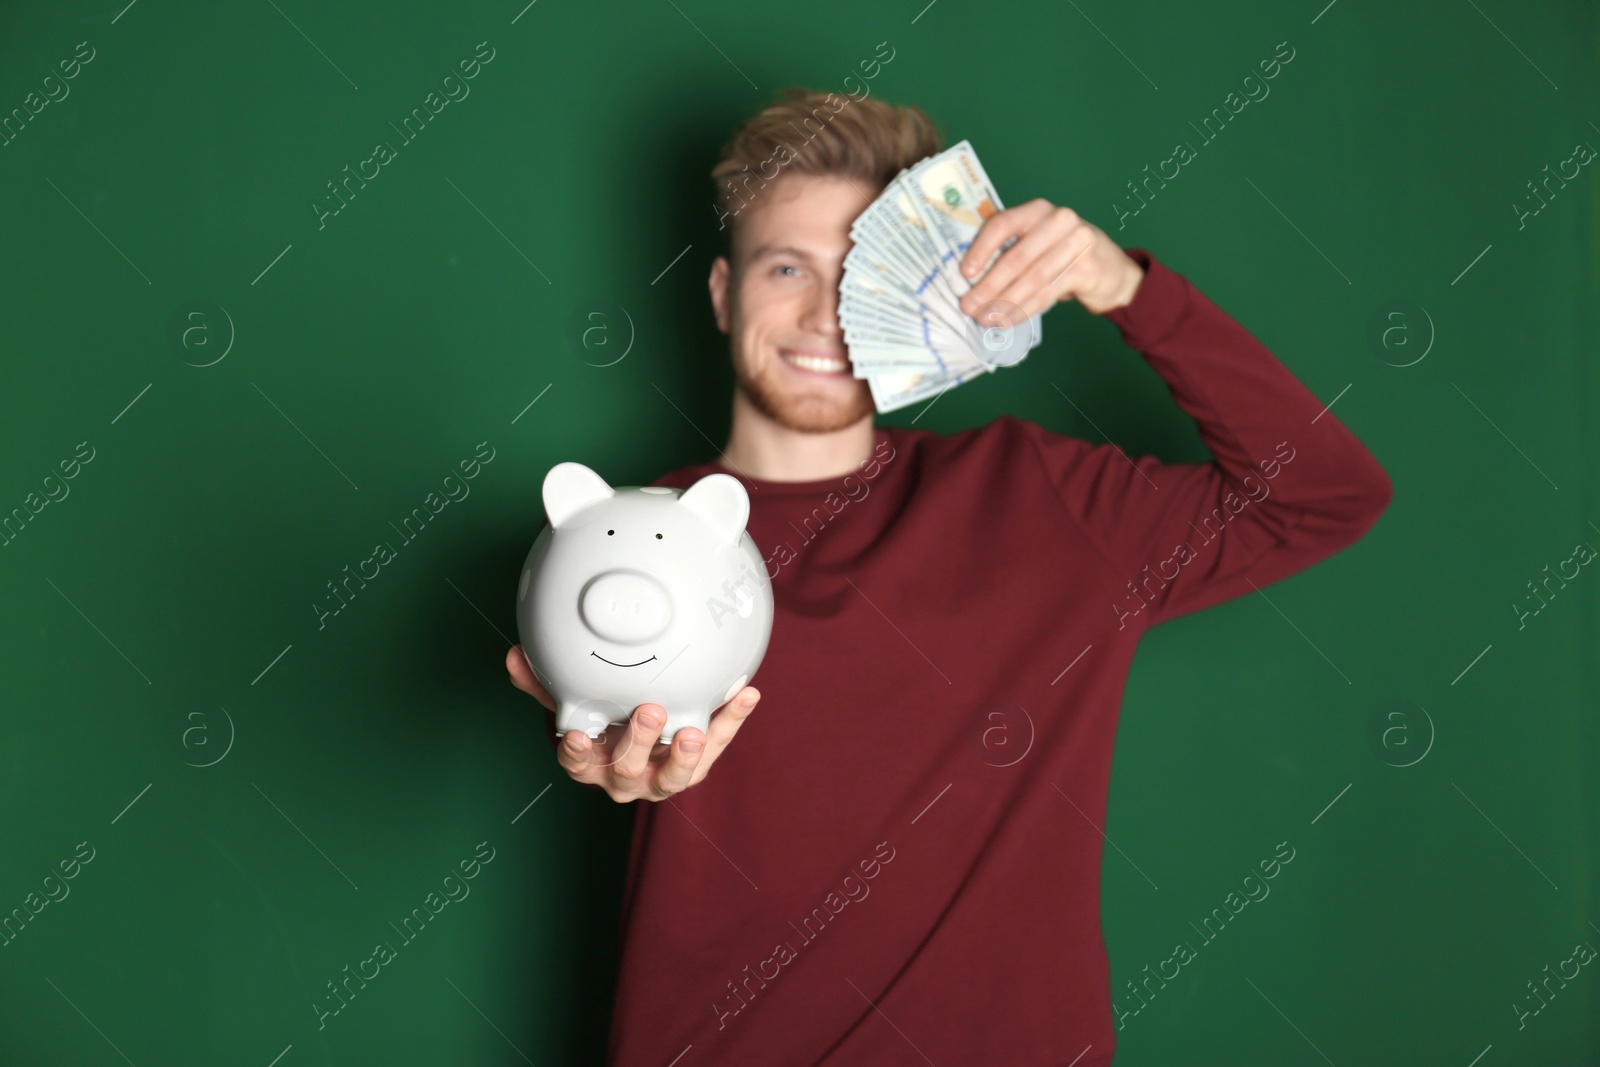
591, 652, 656, 667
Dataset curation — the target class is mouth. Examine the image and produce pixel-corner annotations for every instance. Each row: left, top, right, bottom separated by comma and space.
779, 347, 851, 376
591, 652, 657, 668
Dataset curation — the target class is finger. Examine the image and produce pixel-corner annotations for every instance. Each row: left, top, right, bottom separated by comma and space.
702, 687, 761, 756
959, 199, 1052, 285
648, 727, 709, 799
562, 719, 637, 782
961, 206, 1079, 316
610, 703, 668, 790
570, 722, 635, 782
555, 727, 602, 780
505, 645, 555, 710
505, 645, 535, 692
993, 227, 1096, 319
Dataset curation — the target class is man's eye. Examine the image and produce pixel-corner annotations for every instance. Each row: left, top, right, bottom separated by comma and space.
774, 265, 802, 278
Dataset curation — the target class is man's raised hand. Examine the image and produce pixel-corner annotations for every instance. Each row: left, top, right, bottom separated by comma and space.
957, 199, 1144, 319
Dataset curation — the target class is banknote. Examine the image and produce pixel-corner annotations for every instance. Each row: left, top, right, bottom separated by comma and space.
840, 140, 1043, 413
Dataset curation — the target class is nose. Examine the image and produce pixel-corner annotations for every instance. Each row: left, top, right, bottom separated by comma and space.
800, 270, 844, 340
579, 570, 673, 644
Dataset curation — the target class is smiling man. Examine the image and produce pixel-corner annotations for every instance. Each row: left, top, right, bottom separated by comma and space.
506, 86, 1392, 1066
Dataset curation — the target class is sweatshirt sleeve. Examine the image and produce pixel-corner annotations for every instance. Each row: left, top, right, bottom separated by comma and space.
1017, 246, 1393, 631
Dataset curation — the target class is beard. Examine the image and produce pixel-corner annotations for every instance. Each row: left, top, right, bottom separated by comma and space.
730, 338, 875, 434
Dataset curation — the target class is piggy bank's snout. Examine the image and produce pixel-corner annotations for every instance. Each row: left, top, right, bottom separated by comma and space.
579, 571, 673, 645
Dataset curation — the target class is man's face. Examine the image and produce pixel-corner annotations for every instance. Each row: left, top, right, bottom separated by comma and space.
708, 174, 878, 434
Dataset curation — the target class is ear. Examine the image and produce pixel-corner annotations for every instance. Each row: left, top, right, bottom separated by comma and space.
678, 472, 749, 546
542, 462, 614, 528
708, 255, 731, 334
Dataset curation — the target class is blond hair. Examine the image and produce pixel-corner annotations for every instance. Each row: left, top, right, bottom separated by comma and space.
710, 86, 943, 245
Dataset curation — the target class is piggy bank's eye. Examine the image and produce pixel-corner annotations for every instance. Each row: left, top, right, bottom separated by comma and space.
607, 529, 614, 536
655, 533, 663, 539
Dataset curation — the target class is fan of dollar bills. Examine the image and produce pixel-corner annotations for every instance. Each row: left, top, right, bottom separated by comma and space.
841, 140, 1043, 413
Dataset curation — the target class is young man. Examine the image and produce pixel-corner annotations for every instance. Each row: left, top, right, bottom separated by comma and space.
505, 88, 1391, 1065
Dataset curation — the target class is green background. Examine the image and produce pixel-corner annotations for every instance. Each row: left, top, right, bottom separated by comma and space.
1, 0, 1595, 1062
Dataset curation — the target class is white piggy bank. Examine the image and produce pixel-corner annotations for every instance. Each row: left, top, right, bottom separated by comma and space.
516, 461, 774, 744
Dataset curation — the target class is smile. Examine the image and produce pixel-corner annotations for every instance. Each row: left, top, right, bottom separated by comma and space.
780, 348, 850, 375
591, 652, 658, 668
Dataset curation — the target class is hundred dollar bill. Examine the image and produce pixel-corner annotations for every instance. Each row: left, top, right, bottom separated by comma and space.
838, 140, 1045, 411
901, 141, 1045, 348
866, 361, 995, 414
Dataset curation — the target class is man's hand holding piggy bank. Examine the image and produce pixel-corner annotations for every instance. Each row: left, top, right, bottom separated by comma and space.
506, 461, 774, 803
505, 648, 759, 802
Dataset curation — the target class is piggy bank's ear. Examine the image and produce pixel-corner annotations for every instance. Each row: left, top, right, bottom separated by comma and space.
678, 472, 749, 546
543, 462, 614, 528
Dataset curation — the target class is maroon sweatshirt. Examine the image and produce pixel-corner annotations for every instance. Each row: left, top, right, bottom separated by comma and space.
560, 248, 1392, 1066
